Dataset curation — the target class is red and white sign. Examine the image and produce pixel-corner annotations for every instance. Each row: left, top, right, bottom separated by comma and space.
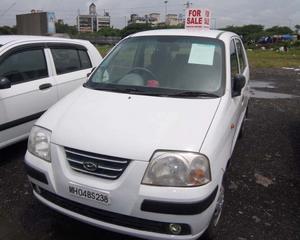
185, 8, 211, 29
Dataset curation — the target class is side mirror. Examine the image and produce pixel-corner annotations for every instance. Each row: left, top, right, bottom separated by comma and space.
0, 77, 11, 89
232, 74, 246, 97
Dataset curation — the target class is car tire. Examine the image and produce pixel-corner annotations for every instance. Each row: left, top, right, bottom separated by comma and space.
200, 182, 225, 240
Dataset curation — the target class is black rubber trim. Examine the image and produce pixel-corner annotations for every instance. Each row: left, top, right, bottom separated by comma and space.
46, 42, 87, 51
0, 46, 49, 85
25, 164, 48, 184
141, 186, 218, 215
35, 187, 191, 235
0, 111, 45, 131
0, 43, 46, 64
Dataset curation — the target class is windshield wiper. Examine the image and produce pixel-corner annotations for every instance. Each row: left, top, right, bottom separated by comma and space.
85, 83, 219, 98
85, 84, 142, 93
90, 85, 161, 95
117, 87, 145, 93
168, 91, 219, 98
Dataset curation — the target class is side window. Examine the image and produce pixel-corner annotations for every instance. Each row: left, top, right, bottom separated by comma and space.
78, 50, 92, 69
0, 49, 48, 84
235, 39, 246, 73
51, 48, 81, 74
230, 40, 239, 79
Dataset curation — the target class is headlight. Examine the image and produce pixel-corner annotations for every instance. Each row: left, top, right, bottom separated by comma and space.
142, 151, 211, 187
28, 126, 51, 162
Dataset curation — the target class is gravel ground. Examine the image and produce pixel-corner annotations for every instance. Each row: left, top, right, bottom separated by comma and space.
0, 68, 299, 240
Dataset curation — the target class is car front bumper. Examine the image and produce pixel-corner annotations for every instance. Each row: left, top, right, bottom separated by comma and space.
24, 143, 220, 240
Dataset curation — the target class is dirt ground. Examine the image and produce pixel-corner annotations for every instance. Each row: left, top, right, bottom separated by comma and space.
0, 68, 299, 240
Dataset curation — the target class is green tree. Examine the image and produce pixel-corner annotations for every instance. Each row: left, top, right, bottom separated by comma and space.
120, 23, 184, 38
265, 26, 293, 35
121, 23, 152, 38
55, 23, 78, 36
0, 25, 16, 35
221, 24, 264, 43
97, 27, 121, 37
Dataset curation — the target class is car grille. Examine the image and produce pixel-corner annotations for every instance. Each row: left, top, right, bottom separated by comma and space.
65, 147, 131, 180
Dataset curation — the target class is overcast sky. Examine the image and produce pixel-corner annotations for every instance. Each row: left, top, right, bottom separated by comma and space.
0, 0, 299, 29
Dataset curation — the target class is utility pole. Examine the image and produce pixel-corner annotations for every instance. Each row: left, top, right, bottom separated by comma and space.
77, 9, 80, 32
164, 0, 168, 21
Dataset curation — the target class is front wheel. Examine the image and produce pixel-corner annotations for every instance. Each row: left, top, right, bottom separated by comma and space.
200, 183, 225, 240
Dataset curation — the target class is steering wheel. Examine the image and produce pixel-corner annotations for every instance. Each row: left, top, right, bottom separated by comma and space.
126, 67, 158, 81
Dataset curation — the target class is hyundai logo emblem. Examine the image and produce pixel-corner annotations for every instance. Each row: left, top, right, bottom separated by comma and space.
83, 161, 98, 172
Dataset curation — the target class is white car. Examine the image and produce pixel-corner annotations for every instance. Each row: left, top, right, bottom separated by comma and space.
25, 29, 249, 240
0, 35, 102, 149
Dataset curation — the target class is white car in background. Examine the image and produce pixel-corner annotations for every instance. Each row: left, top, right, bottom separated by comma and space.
0, 36, 102, 149
25, 29, 249, 240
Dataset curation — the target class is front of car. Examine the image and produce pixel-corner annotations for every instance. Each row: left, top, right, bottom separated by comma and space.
25, 30, 227, 240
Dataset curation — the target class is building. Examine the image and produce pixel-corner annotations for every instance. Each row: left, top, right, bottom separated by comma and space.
97, 13, 110, 29
149, 13, 160, 25
89, 3, 97, 15
16, 11, 56, 35
128, 12, 183, 26
128, 14, 146, 25
165, 14, 180, 26
77, 3, 110, 32
128, 13, 160, 26
77, 15, 94, 32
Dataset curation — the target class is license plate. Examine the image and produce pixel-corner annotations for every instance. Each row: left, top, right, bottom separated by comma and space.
68, 183, 111, 206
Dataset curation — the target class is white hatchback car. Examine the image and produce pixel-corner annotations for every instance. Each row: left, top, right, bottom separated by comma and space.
25, 29, 249, 240
0, 35, 102, 149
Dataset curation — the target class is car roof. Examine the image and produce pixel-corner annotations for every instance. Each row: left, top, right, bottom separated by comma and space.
129, 29, 236, 40
0, 35, 88, 47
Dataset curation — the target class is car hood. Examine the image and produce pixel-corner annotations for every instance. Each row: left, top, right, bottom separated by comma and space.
38, 87, 221, 161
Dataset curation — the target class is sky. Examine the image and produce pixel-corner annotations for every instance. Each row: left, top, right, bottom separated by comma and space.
0, 0, 299, 29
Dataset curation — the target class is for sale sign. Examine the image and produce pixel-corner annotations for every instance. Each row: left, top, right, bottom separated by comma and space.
185, 8, 211, 29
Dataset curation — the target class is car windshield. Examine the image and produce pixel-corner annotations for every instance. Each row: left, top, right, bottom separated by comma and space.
86, 36, 225, 98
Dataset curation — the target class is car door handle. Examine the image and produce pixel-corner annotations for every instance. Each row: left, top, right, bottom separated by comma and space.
39, 83, 52, 90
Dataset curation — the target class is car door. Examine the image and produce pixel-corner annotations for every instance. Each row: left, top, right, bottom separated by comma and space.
0, 45, 58, 148
49, 44, 93, 99
229, 38, 249, 151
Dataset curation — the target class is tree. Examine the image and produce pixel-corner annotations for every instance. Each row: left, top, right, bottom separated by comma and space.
265, 26, 293, 35
221, 25, 264, 43
55, 23, 78, 36
0, 25, 16, 35
121, 23, 152, 38
120, 23, 184, 38
97, 27, 121, 37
